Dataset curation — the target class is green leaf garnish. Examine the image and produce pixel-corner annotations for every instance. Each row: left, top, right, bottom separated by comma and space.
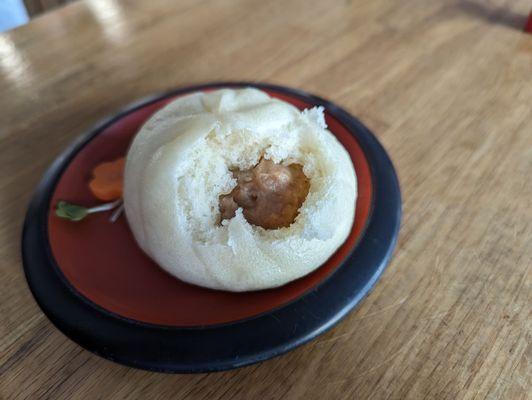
55, 201, 89, 221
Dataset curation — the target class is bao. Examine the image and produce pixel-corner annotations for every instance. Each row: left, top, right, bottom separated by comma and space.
124, 88, 357, 291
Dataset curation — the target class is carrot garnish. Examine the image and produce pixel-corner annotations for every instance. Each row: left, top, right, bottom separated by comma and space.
88, 157, 125, 201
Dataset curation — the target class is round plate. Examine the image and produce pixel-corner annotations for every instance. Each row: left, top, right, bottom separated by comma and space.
22, 82, 401, 373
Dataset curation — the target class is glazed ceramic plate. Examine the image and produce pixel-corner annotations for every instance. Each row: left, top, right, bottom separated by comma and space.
22, 82, 401, 373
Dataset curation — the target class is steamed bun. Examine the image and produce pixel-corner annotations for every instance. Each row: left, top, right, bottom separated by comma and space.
123, 88, 357, 291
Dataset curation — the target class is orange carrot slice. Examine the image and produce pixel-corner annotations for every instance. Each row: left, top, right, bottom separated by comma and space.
88, 157, 125, 201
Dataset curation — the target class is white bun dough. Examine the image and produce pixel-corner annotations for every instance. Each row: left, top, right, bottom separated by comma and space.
124, 88, 357, 291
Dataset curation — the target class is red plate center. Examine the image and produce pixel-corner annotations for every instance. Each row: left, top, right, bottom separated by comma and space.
47, 89, 372, 327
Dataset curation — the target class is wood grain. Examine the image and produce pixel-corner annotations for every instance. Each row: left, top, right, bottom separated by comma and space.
0, 0, 531, 398
23, 0, 75, 17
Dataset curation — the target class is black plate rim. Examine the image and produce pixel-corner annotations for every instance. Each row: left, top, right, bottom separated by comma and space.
21, 82, 401, 373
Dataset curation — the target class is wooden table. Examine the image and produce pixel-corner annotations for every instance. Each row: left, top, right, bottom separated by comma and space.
1, 0, 531, 398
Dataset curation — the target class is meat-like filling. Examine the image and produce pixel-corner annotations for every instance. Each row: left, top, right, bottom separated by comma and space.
219, 158, 310, 229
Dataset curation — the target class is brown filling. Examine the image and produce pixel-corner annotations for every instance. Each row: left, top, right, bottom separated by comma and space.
219, 158, 310, 229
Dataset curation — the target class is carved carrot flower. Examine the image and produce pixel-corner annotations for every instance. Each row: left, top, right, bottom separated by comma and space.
88, 157, 125, 201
